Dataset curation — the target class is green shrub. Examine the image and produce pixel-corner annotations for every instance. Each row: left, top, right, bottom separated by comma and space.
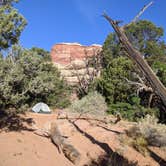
69, 91, 107, 116
0, 46, 70, 112
107, 96, 159, 121
151, 60, 166, 87
97, 56, 136, 105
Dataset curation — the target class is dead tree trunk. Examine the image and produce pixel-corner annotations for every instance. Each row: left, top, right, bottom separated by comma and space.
103, 14, 166, 109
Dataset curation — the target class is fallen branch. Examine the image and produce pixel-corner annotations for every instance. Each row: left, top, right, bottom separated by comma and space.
58, 116, 109, 124
33, 122, 81, 165
34, 128, 50, 138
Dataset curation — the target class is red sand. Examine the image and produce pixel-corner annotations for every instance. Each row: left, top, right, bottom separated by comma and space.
0, 112, 164, 166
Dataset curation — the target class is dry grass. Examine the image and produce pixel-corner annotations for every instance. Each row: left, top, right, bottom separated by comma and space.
127, 115, 166, 147
119, 115, 166, 156
119, 134, 149, 156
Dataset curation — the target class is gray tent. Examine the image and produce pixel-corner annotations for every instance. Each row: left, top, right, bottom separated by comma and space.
32, 102, 51, 114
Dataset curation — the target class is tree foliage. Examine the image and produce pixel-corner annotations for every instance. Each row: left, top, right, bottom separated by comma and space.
147, 48, 166, 88
125, 20, 164, 57
0, 46, 70, 112
0, 0, 27, 50
97, 56, 135, 104
97, 20, 166, 121
30, 47, 51, 61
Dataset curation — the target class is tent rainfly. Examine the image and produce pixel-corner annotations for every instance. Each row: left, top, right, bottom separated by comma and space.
32, 102, 51, 113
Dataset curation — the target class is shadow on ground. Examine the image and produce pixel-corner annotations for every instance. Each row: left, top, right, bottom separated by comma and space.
86, 154, 138, 166
148, 148, 166, 166
0, 110, 34, 132
68, 120, 138, 166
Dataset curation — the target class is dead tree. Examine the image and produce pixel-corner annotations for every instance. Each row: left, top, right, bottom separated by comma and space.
103, 2, 166, 110
70, 48, 102, 97
123, 73, 154, 107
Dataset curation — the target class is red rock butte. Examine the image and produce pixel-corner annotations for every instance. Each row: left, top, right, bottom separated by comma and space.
51, 43, 102, 65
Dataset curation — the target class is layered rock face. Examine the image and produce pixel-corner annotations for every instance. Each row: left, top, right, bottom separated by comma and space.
51, 43, 102, 85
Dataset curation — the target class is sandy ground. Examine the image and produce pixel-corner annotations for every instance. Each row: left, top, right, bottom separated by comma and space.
0, 111, 165, 166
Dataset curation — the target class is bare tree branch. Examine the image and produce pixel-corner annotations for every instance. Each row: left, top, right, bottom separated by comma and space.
132, 1, 154, 23
70, 48, 101, 96
123, 1, 154, 28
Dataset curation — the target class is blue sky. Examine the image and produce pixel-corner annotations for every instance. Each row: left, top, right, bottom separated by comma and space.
15, 0, 166, 51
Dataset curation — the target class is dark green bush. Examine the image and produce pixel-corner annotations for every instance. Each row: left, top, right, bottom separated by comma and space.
108, 96, 159, 121
108, 102, 159, 121
0, 46, 70, 112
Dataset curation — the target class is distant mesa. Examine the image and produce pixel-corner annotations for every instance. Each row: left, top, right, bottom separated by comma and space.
57, 42, 82, 46
51, 43, 102, 65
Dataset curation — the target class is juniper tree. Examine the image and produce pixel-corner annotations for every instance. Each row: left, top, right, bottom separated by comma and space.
0, 0, 26, 50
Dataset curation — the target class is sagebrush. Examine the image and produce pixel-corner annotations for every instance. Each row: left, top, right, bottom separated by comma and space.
127, 115, 166, 147
69, 91, 107, 116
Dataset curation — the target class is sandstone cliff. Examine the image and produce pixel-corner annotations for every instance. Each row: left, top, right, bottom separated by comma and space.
51, 43, 102, 85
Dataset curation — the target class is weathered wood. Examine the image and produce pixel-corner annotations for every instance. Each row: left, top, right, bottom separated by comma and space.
50, 122, 81, 164
131, 1, 154, 24
103, 14, 166, 109
33, 122, 81, 164
58, 116, 109, 124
